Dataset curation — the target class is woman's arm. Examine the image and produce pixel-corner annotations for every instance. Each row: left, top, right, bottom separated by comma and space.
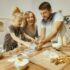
24, 33, 35, 42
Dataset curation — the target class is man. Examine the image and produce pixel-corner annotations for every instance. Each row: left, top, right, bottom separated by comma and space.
37, 2, 66, 50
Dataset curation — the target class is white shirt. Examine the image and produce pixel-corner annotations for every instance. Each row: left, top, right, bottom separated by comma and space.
37, 12, 66, 43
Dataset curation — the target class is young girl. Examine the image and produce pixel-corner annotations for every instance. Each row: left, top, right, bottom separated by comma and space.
3, 7, 27, 51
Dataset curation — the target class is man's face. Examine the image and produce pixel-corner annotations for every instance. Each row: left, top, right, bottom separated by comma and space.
40, 9, 51, 20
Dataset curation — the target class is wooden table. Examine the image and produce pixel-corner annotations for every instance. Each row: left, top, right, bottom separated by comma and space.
30, 47, 70, 70
0, 46, 70, 70
0, 59, 47, 70
0, 49, 47, 70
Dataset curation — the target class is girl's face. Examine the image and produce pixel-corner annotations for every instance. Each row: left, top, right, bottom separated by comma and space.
14, 13, 23, 27
26, 13, 35, 25
20, 18, 26, 27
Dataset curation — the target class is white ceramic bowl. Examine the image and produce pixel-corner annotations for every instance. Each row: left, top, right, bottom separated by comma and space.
52, 43, 62, 49
14, 58, 29, 70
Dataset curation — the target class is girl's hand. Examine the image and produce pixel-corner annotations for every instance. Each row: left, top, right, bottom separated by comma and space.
32, 39, 39, 45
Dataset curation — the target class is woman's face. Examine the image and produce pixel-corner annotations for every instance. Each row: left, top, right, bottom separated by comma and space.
26, 13, 35, 25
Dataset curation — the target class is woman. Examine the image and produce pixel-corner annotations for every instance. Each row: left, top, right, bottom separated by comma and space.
3, 7, 27, 51
21, 11, 38, 44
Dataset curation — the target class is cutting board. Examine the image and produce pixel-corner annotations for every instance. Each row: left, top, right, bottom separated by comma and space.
30, 49, 69, 70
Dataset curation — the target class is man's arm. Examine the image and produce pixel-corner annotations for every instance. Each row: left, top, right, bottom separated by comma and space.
39, 27, 46, 41
39, 21, 63, 46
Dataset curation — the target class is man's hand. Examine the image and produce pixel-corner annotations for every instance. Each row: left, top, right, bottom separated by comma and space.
36, 41, 44, 51
36, 45, 42, 51
36, 39, 49, 50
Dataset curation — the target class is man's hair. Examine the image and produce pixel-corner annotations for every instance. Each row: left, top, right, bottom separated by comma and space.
39, 2, 51, 11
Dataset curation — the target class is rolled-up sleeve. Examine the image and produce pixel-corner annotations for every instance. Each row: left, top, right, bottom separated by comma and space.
53, 12, 64, 22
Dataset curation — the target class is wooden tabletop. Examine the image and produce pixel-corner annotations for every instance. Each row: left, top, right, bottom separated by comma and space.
0, 48, 47, 70
0, 46, 70, 70
0, 59, 47, 70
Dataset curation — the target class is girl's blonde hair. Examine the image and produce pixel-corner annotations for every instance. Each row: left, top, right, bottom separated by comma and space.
12, 7, 21, 16
11, 7, 26, 26
12, 7, 24, 20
